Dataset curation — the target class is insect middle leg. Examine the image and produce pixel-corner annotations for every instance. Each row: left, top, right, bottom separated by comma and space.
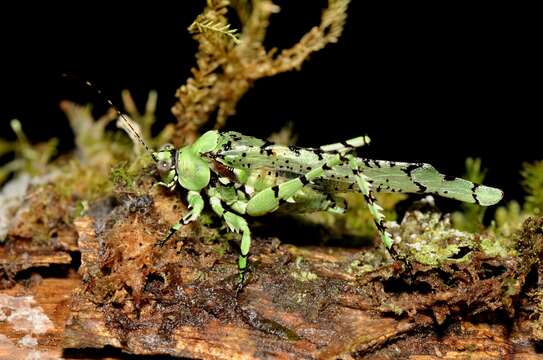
343, 154, 396, 257
208, 194, 252, 286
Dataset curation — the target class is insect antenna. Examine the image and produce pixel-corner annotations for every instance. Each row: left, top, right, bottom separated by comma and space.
61, 73, 157, 161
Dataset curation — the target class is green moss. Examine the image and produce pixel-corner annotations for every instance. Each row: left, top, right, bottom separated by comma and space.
522, 160, 543, 215
502, 277, 520, 298
290, 270, 318, 282
0, 120, 58, 185
110, 161, 138, 191
290, 256, 319, 281
379, 303, 404, 316
346, 248, 389, 275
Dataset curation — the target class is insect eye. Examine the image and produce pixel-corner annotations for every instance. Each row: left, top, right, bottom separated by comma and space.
157, 160, 171, 173
160, 143, 174, 151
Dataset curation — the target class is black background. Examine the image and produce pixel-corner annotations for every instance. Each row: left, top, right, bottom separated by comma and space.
0, 2, 539, 202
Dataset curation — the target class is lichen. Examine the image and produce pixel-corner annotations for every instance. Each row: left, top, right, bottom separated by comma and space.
392, 210, 476, 267
0, 294, 54, 335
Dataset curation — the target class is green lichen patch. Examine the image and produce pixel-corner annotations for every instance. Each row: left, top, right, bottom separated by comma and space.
393, 211, 477, 267
357, 215, 543, 333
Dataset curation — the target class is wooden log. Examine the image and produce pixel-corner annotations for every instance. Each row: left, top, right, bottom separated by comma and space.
1, 189, 542, 358
59, 192, 543, 359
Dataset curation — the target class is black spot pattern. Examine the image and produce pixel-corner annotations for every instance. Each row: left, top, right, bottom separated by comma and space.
402, 163, 422, 178
272, 185, 280, 198
288, 145, 301, 156
314, 149, 324, 160
413, 181, 427, 193
375, 220, 386, 233
472, 183, 480, 204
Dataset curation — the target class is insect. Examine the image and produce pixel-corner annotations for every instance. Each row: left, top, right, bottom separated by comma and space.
82, 79, 504, 286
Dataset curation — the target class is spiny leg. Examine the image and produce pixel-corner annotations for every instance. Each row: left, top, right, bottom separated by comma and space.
319, 135, 371, 153
345, 154, 396, 258
155, 190, 204, 247
209, 195, 251, 286
327, 194, 347, 214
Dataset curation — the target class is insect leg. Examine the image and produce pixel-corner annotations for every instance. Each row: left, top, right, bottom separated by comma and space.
155, 190, 204, 247
320, 135, 371, 153
345, 154, 396, 256
327, 194, 347, 214
209, 195, 251, 285
246, 154, 343, 216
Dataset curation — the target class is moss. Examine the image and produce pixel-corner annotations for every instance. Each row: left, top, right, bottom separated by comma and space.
379, 303, 405, 316
346, 248, 389, 275
522, 160, 543, 215
0, 120, 58, 186
528, 289, 543, 341
290, 256, 319, 281
290, 270, 319, 282
479, 236, 515, 258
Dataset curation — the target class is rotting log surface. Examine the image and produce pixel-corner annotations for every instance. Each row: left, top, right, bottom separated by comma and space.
1, 187, 543, 358
58, 190, 542, 359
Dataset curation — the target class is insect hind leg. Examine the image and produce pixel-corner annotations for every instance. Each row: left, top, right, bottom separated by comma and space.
246, 154, 343, 216
320, 135, 371, 153
343, 154, 397, 258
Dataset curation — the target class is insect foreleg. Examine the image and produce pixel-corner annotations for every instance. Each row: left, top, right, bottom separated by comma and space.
345, 154, 395, 256
155, 191, 204, 247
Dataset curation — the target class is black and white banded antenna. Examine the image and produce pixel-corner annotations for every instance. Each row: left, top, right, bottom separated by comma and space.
61, 73, 157, 161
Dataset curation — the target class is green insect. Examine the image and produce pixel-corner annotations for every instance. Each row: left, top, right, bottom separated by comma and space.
88, 80, 503, 285
115, 116, 503, 284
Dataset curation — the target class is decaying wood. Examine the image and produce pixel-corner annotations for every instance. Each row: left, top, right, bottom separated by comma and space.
0, 276, 80, 359
0, 246, 71, 274
56, 190, 542, 359
0, 179, 79, 289
1, 183, 542, 358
